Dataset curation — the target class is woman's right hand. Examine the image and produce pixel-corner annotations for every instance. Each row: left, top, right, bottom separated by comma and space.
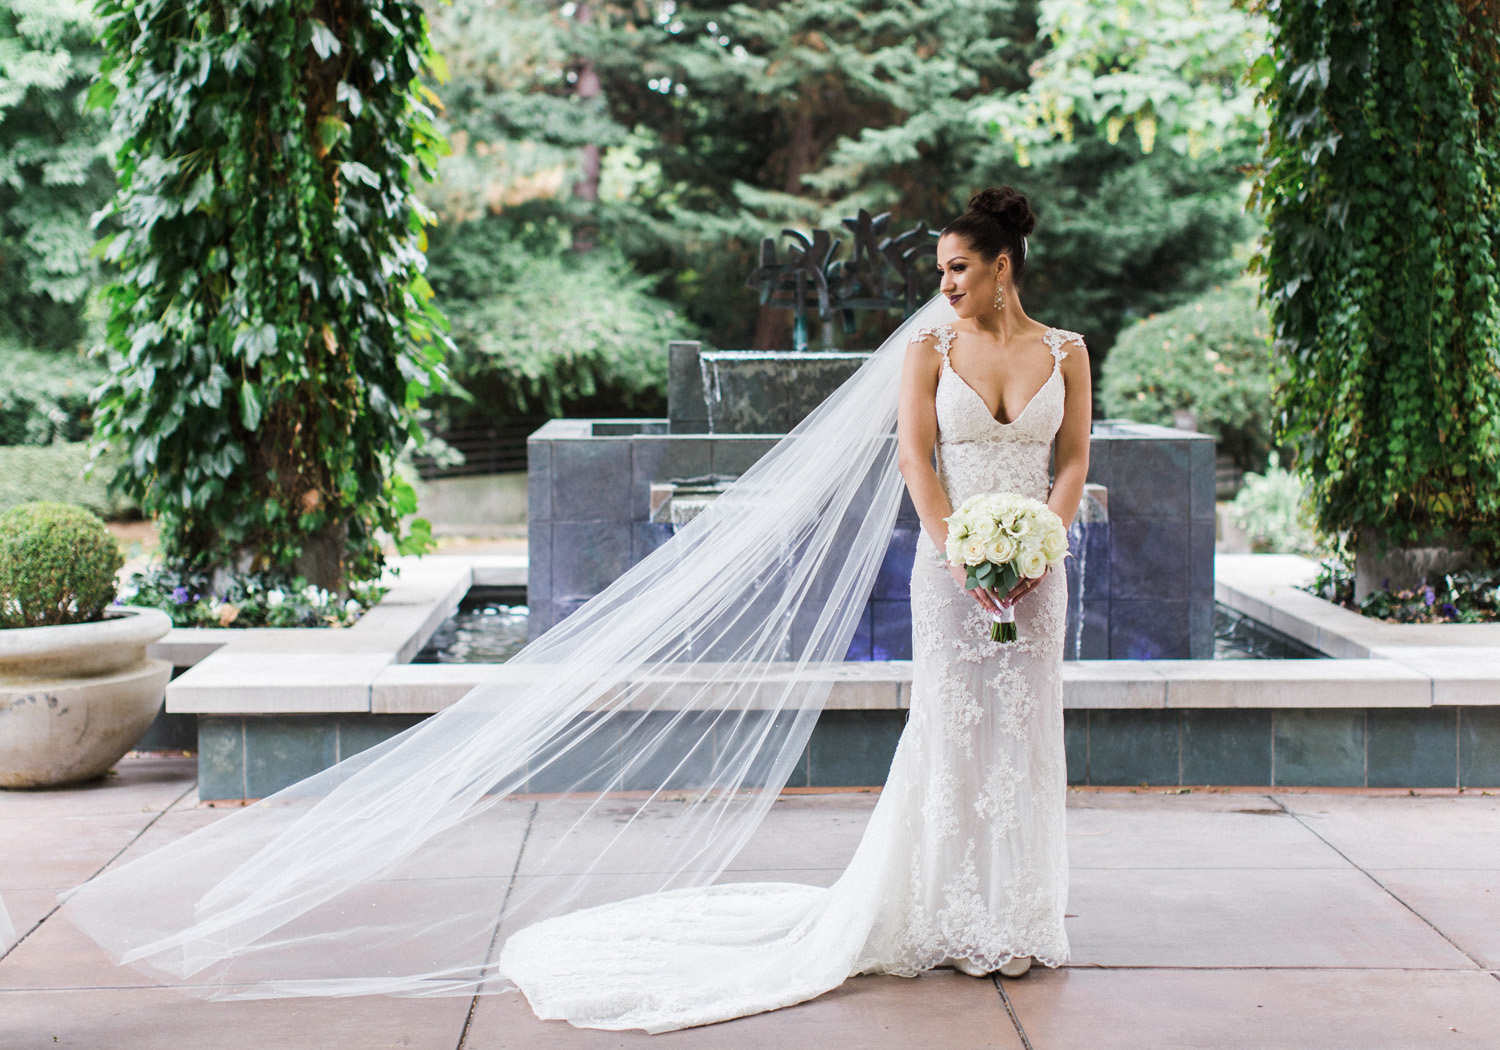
948, 562, 1001, 615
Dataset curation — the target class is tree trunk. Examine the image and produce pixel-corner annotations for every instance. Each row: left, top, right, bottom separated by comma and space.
1353, 535, 1472, 603
751, 104, 818, 350
571, 1, 602, 253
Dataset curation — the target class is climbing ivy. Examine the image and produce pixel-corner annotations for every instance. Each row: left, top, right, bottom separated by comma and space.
90, 0, 452, 589
1250, 0, 1500, 558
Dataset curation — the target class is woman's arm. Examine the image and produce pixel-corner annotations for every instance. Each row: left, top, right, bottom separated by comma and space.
898, 336, 1003, 614
1047, 341, 1093, 529
896, 335, 953, 549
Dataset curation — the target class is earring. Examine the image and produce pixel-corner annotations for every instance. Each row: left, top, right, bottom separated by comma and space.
993, 285, 1006, 311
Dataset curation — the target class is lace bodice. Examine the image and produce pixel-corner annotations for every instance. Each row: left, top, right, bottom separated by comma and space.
912, 323, 1084, 505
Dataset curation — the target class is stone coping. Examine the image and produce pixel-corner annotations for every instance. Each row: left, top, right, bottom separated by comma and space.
1215, 553, 1500, 705
159, 553, 1500, 717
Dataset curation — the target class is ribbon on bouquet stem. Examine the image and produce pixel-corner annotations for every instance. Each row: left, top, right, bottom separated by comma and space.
989, 603, 1017, 643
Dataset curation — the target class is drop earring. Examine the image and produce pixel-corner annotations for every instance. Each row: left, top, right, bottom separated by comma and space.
993, 284, 1006, 311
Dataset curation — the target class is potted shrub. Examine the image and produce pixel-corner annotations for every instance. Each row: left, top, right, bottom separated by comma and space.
0, 502, 171, 788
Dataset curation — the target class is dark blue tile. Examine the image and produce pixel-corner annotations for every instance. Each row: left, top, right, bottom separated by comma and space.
1273, 710, 1365, 787
525, 711, 621, 794
1368, 708, 1457, 788
1189, 518, 1216, 599
668, 340, 708, 433
526, 522, 552, 610
135, 710, 197, 751
1111, 520, 1190, 601
1085, 709, 1180, 786
873, 525, 919, 599
196, 716, 244, 801
551, 439, 631, 521
808, 710, 905, 787
550, 521, 631, 600
1190, 438, 1217, 520
526, 439, 551, 524
1064, 710, 1087, 783
337, 715, 428, 762
1064, 599, 1110, 660
870, 599, 911, 660
1085, 436, 1111, 490
632, 521, 675, 564
1189, 600, 1216, 660
710, 437, 778, 477
1109, 599, 1190, 660
1108, 438, 1191, 521
1460, 708, 1500, 787
844, 601, 873, 661
1181, 709, 1272, 785
630, 437, 712, 516
618, 710, 722, 791
243, 716, 339, 799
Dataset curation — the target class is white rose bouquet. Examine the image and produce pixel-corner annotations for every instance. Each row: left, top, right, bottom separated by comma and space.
943, 493, 1069, 642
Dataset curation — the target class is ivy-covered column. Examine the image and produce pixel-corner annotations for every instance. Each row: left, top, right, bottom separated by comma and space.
91, 0, 452, 592
1252, 0, 1500, 597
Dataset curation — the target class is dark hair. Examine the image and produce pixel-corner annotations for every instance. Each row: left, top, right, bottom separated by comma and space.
941, 187, 1037, 285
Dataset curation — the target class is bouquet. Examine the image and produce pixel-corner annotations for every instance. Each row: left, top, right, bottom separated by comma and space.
944, 493, 1069, 641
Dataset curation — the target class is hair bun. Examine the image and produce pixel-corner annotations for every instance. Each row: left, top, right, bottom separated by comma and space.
967, 187, 1036, 237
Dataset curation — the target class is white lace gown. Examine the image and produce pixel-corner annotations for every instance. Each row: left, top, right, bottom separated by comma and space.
500, 324, 1079, 1032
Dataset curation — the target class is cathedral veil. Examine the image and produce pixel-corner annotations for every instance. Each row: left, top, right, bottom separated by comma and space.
61, 295, 959, 1000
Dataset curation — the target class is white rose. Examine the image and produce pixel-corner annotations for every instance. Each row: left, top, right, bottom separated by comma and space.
972, 516, 1000, 541
961, 536, 989, 566
1020, 550, 1049, 579
1041, 530, 1068, 562
986, 534, 1018, 564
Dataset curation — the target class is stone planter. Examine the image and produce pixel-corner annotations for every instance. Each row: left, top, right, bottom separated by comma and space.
0, 608, 172, 789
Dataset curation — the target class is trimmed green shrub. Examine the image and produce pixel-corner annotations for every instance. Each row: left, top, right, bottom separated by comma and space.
0, 443, 136, 518
1228, 456, 1321, 556
1098, 282, 1274, 471
0, 346, 106, 447
0, 502, 123, 628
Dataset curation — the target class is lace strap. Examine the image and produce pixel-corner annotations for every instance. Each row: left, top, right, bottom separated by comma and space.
1042, 327, 1085, 365
911, 324, 956, 362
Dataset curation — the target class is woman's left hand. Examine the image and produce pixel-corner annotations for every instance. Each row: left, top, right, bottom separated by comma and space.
1000, 568, 1047, 608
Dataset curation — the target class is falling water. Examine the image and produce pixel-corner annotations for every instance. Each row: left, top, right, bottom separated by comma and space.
1068, 517, 1088, 661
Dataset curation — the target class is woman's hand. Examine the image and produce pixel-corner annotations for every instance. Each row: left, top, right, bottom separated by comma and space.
1000, 569, 1047, 608
948, 562, 1002, 614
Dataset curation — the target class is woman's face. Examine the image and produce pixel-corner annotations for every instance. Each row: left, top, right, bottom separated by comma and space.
936, 232, 1004, 320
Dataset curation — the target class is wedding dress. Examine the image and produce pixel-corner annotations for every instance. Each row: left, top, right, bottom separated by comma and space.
500, 322, 1078, 1030
60, 298, 1077, 1034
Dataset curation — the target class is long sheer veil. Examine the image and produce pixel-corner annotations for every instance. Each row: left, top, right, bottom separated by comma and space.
61, 294, 959, 999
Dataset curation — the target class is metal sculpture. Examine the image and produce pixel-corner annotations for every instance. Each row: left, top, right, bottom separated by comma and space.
745, 209, 939, 350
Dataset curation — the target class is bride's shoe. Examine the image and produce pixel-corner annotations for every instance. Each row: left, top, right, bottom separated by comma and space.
952, 957, 990, 978
998, 955, 1032, 978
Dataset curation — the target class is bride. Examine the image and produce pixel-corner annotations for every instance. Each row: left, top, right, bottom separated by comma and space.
62, 187, 1090, 1033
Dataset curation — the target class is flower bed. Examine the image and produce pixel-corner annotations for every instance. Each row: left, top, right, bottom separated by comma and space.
1305, 561, 1500, 625
121, 566, 386, 629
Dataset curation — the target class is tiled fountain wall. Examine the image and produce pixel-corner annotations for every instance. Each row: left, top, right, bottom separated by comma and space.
526, 418, 1215, 659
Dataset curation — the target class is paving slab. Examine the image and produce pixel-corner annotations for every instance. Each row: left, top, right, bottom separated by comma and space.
0, 986, 470, 1050
0, 755, 194, 820
464, 970, 1022, 1049
1066, 793, 1341, 869
1066, 866, 1475, 969
1276, 794, 1500, 868
1369, 868, 1500, 969
1003, 967, 1500, 1050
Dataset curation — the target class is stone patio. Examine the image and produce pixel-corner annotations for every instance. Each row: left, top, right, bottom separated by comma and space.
3, 754, 1499, 1048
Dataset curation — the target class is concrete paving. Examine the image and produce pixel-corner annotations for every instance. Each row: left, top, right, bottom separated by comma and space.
3, 756, 1499, 1049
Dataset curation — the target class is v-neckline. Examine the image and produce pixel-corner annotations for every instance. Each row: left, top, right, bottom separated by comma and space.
942, 328, 1062, 427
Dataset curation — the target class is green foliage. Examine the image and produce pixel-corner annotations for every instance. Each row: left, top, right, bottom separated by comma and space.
0, 441, 136, 517
1098, 282, 1274, 470
424, 0, 1264, 359
1307, 559, 1500, 625
426, 218, 693, 416
89, 0, 454, 590
1251, 0, 1500, 558
1228, 456, 1321, 555
120, 565, 384, 629
0, 501, 122, 627
0, 345, 105, 445
0, 0, 114, 351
